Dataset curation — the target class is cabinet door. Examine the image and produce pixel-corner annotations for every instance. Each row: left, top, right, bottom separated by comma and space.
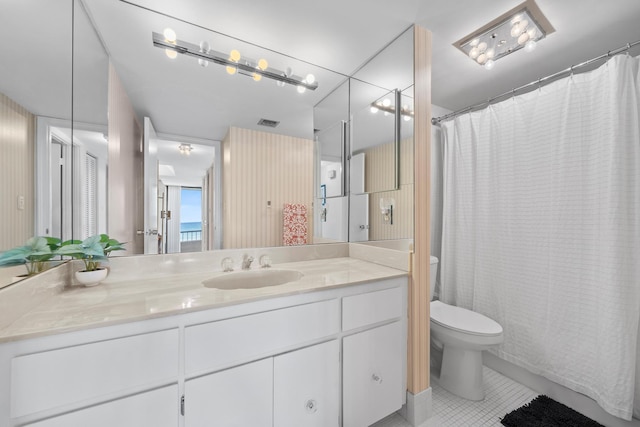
274, 340, 339, 427
343, 321, 403, 427
25, 385, 178, 427
185, 358, 272, 427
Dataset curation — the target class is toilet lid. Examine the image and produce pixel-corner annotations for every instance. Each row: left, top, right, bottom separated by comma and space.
430, 300, 503, 336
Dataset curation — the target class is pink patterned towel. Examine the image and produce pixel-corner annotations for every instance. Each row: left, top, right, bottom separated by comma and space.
283, 203, 308, 246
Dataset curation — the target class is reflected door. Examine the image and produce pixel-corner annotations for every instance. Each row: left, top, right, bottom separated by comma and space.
143, 117, 159, 254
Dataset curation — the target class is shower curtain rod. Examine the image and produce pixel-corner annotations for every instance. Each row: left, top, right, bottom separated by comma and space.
432, 39, 640, 125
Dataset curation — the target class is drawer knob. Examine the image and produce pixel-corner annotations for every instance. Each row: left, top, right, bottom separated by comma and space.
372, 373, 383, 384
305, 399, 318, 413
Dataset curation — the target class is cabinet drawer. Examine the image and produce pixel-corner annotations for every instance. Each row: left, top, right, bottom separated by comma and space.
342, 286, 403, 331
24, 385, 178, 427
185, 299, 339, 375
11, 329, 178, 418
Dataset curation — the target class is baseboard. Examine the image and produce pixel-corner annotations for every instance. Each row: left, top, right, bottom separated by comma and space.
399, 387, 432, 426
484, 352, 640, 427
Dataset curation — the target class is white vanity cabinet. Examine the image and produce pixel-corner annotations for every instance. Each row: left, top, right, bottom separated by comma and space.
342, 287, 406, 427
273, 340, 340, 427
0, 276, 407, 427
185, 358, 273, 427
185, 340, 340, 427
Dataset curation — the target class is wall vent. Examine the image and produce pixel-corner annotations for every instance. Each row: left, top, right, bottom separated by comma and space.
257, 118, 280, 128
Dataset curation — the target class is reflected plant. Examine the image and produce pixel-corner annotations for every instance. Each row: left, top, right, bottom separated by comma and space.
0, 236, 62, 276
57, 234, 126, 272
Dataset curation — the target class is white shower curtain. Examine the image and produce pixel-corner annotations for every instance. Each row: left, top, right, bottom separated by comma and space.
440, 55, 640, 420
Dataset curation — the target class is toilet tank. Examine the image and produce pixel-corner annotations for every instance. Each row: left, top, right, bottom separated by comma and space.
430, 256, 439, 301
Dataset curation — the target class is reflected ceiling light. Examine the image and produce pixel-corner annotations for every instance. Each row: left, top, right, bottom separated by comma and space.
163, 28, 177, 43
178, 143, 193, 155
153, 32, 318, 91
163, 28, 178, 59
369, 100, 414, 120
453, 0, 554, 70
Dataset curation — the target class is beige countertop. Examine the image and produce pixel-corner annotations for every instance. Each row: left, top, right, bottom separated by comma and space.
0, 256, 407, 344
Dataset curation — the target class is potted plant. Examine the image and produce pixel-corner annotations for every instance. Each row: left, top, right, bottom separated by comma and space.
57, 234, 126, 286
0, 236, 62, 280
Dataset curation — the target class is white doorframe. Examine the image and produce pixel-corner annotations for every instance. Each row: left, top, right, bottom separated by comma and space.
156, 132, 222, 250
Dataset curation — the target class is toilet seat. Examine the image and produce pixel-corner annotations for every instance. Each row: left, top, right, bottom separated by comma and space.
431, 300, 502, 337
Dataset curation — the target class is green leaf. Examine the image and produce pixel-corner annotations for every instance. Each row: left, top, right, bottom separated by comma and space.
0, 247, 30, 266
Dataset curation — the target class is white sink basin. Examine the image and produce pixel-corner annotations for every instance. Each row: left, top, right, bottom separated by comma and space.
203, 269, 303, 290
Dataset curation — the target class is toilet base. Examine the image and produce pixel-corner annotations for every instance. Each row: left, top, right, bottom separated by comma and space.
438, 345, 485, 401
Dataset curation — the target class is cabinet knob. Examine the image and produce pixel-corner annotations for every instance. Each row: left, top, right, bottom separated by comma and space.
305, 399, 318, 413
372, 373, 383, 384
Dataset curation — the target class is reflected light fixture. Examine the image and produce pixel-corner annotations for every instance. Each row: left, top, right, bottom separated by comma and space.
370, 98, 414, 121
453, 0, 554, 70
153, 31, 319, 91
178, 143, 193, 155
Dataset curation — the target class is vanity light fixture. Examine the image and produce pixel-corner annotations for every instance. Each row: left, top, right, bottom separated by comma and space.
178, 143, 193, 155
153, 31, 318, 91
370, 99, 414, 121
453, 0, 554, 70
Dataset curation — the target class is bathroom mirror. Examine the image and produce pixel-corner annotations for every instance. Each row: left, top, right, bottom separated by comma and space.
313, 79, 350, 243
348, 27, 415, 242
0, 0, 73, 252
0, 1, 416, 261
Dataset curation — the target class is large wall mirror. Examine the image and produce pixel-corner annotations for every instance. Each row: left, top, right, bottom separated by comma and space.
0, 0, 73, 251
0, 1, 415, 266
348, 27, 415, 242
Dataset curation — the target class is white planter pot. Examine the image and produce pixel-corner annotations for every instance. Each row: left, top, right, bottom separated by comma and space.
75, 268, 109, 287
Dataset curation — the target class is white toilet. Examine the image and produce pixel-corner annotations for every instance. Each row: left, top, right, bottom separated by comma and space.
429, 256, 503, 401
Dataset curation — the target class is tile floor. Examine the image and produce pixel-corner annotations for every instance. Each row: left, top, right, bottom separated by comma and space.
372, 367, 538, 427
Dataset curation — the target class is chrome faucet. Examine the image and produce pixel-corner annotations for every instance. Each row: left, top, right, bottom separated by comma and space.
241, 254, 254, 270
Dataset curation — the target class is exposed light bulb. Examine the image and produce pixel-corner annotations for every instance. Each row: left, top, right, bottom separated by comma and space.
525, 39, 537, 52
477, 53, 487, 64
520, 19, 529, 31
510, 23, 522, 37
257, 58, 268, 70
527, 28, 537, 39
511, 14, 522, 25
305, 73, 316, 84
163, 28, 176, 43
297, 85, 306, 94
469, 47, 480, 59
382, 98, 391, 107
165, 49, 177, 59
198, 59, 209, 67
484, 59, 495, 70
199, 41, 210, 53
469, 38, 480, 47
477, 42, 488, 53
518, 32, 530, 45
252, 73, 262, 82
229, 49, 241, 62
226, 65, 237, 75
486, 48, 495, 59
370, 106, 379, 114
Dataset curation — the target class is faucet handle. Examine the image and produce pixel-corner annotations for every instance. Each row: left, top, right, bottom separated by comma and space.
221, 257, 234, 272
259, 255, 272, 268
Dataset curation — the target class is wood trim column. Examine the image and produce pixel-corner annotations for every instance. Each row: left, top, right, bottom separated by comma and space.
408, 25, 432, 394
